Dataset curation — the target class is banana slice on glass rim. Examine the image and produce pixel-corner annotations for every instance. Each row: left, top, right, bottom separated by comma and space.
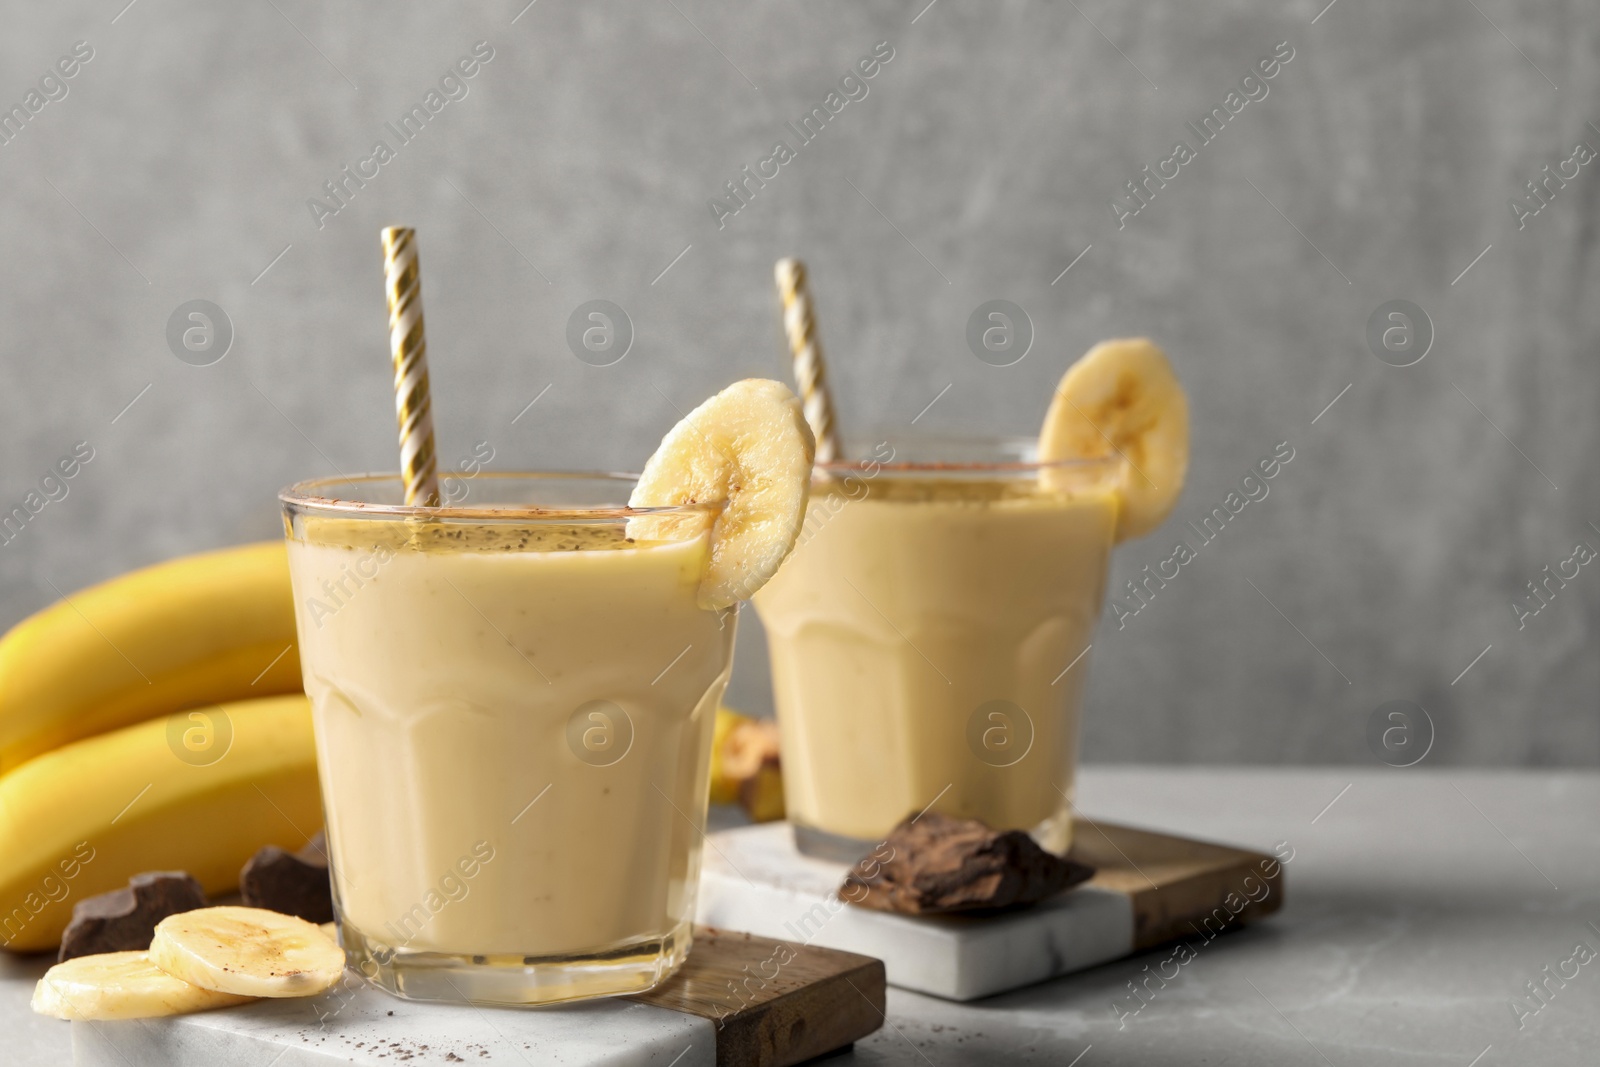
32, 950, 255, 1020
149, 906, 345, 998
1039, 337, 1190, 542
630, 379, 816, 609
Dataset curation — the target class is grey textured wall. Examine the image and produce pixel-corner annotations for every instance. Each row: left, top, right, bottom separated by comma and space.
1, 0, 1595, 766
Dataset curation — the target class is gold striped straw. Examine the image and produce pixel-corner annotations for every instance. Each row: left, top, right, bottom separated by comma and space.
774, 257, 842, 464
381, 226, 441, 507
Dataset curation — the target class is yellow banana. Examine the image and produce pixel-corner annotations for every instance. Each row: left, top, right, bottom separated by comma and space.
708, 705, 785, 822
0, 694, 320, 953
707, 706, 748, 805
0, 541, 300, 772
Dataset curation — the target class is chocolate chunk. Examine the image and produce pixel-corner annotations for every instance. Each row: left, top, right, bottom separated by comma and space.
841, 811, 1095, 915
58, 871, 207, 961
240, 831, 334, 923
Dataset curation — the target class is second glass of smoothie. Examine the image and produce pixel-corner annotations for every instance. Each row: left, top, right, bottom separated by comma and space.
281, 473, 734, 1005
752, 439, 1119, 857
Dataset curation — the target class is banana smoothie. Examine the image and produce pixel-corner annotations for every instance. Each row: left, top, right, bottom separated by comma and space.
756, 338, 1189, 856
280, 379, 816, 1005
755, 466, 1118, 851
286, 507, 733, 1001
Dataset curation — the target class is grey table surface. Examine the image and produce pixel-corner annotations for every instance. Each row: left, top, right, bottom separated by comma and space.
5, 766, 1596, 1066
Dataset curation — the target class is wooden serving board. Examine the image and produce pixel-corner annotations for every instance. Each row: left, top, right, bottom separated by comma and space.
1070, 819, 1285, 949
632, 926, 884, 1066
72, 925, 884, 1067
696, 819, 1285, 1001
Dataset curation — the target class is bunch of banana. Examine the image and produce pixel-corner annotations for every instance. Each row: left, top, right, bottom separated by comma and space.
0, 694, 320, 952
0, 541, 301, 773
0, 542, 314, 953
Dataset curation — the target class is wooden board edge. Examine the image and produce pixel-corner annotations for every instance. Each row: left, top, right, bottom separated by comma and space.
715, 954, 885, 1067
628, 927, 887, 1067
1063, 820, 1288, 950
1072, 819, 1273, 870
1125, 850, 1286, 950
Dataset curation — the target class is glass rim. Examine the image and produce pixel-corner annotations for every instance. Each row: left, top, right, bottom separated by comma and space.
816, 434, 1121, 475
278, 471, 720, 523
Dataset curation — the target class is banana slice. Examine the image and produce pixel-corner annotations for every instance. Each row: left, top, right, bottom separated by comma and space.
630, 379, 815, 609
32, 950, 254, 1020
150, 906, 345, 998
1039, 338, 1189, 541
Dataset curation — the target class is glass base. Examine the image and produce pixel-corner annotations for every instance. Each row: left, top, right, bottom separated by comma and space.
339, 919, 691, 1006
792, 806, 1075, 862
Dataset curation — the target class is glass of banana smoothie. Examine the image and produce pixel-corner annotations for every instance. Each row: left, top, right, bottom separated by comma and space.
753, 439, 1121, 857
280, 472, 735, 1005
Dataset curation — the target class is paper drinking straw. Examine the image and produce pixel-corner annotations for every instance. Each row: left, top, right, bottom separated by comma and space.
381, 226, 441, 507
774, 257, 842, 463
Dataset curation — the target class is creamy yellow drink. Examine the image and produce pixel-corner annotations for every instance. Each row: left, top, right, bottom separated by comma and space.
284, 501, 733, 1003
754, 464, 1118, 852
280, 380, 816, 1006
758, 335, 1190, 858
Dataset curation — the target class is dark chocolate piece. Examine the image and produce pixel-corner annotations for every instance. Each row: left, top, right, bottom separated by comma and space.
841, 811, 1094, 915
240, 831, 334, 923
58, 871, 207, 961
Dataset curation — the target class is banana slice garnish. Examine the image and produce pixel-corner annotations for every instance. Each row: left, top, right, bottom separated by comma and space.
630, 379, 815, 609
1039, 338, 1189, 541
